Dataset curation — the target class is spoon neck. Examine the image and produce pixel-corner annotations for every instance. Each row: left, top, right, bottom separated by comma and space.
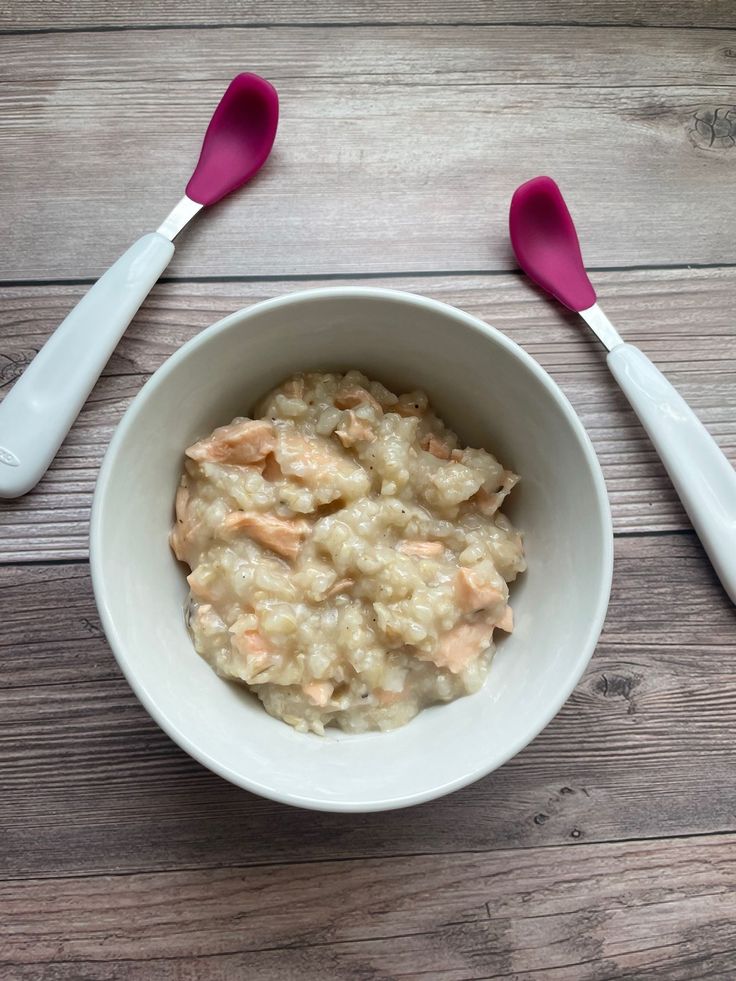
579, 302, 624, 352
156, 195, 204, 242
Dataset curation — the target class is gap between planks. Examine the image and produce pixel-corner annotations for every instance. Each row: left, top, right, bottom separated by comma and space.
2, 0, 734, 32
3, 259, 736, 290
2, 21, 736, 38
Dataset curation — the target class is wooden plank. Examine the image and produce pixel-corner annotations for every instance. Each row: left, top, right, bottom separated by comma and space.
2, 268, 734, 560
2, 833, 736, 978
0, 26, 734, 280
0, 563, 109, 688
1, 534, 734, 881
3, 1, 735, 31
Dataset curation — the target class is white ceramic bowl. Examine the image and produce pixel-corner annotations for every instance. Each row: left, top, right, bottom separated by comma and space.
91, 287, 613, 812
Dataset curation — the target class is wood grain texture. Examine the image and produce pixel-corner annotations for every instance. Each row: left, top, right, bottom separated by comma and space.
2, 8, 735, 978
2, 268, 734, 560
0, 25, 734, 280
2, 535, 734, 881
3, 834, 736, 978
3, 1, 735, 30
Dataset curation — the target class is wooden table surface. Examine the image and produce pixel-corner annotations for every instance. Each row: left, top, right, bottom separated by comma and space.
2, 3, 735, 977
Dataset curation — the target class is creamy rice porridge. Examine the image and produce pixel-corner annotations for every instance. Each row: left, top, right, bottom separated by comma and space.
170, 371, 526, 734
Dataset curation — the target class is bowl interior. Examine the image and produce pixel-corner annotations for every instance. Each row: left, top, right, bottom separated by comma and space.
92, 288, 612, 810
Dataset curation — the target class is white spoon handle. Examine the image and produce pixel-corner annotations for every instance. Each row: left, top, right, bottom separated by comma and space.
0, 233, 174, 498
607, 342, 736, 604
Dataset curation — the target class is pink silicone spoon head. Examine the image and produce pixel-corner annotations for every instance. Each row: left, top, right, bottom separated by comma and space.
185, 73, 279, 206
509, 176, 596, 312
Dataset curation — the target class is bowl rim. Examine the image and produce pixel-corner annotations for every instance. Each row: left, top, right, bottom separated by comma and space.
90, 285, 614, 811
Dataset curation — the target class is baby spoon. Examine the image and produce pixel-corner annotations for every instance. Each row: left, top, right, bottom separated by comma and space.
510, 175, 736, 605
0, 73, 279, 499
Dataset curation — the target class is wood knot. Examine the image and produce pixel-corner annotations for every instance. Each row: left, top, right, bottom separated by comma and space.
80, 617, 103, 637
0, 350, 35, 387
688, 106, 736, 150
595, 673, 638, 699
594, 671, 642, 714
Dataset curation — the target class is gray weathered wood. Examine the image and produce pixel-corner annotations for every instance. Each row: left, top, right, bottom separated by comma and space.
0, 25, 734, 280
2, 534, 734, 881
2, 9, 735, 978
3, 1, 735, 30
3, 833, 735, 978
2, 268, 734, 560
